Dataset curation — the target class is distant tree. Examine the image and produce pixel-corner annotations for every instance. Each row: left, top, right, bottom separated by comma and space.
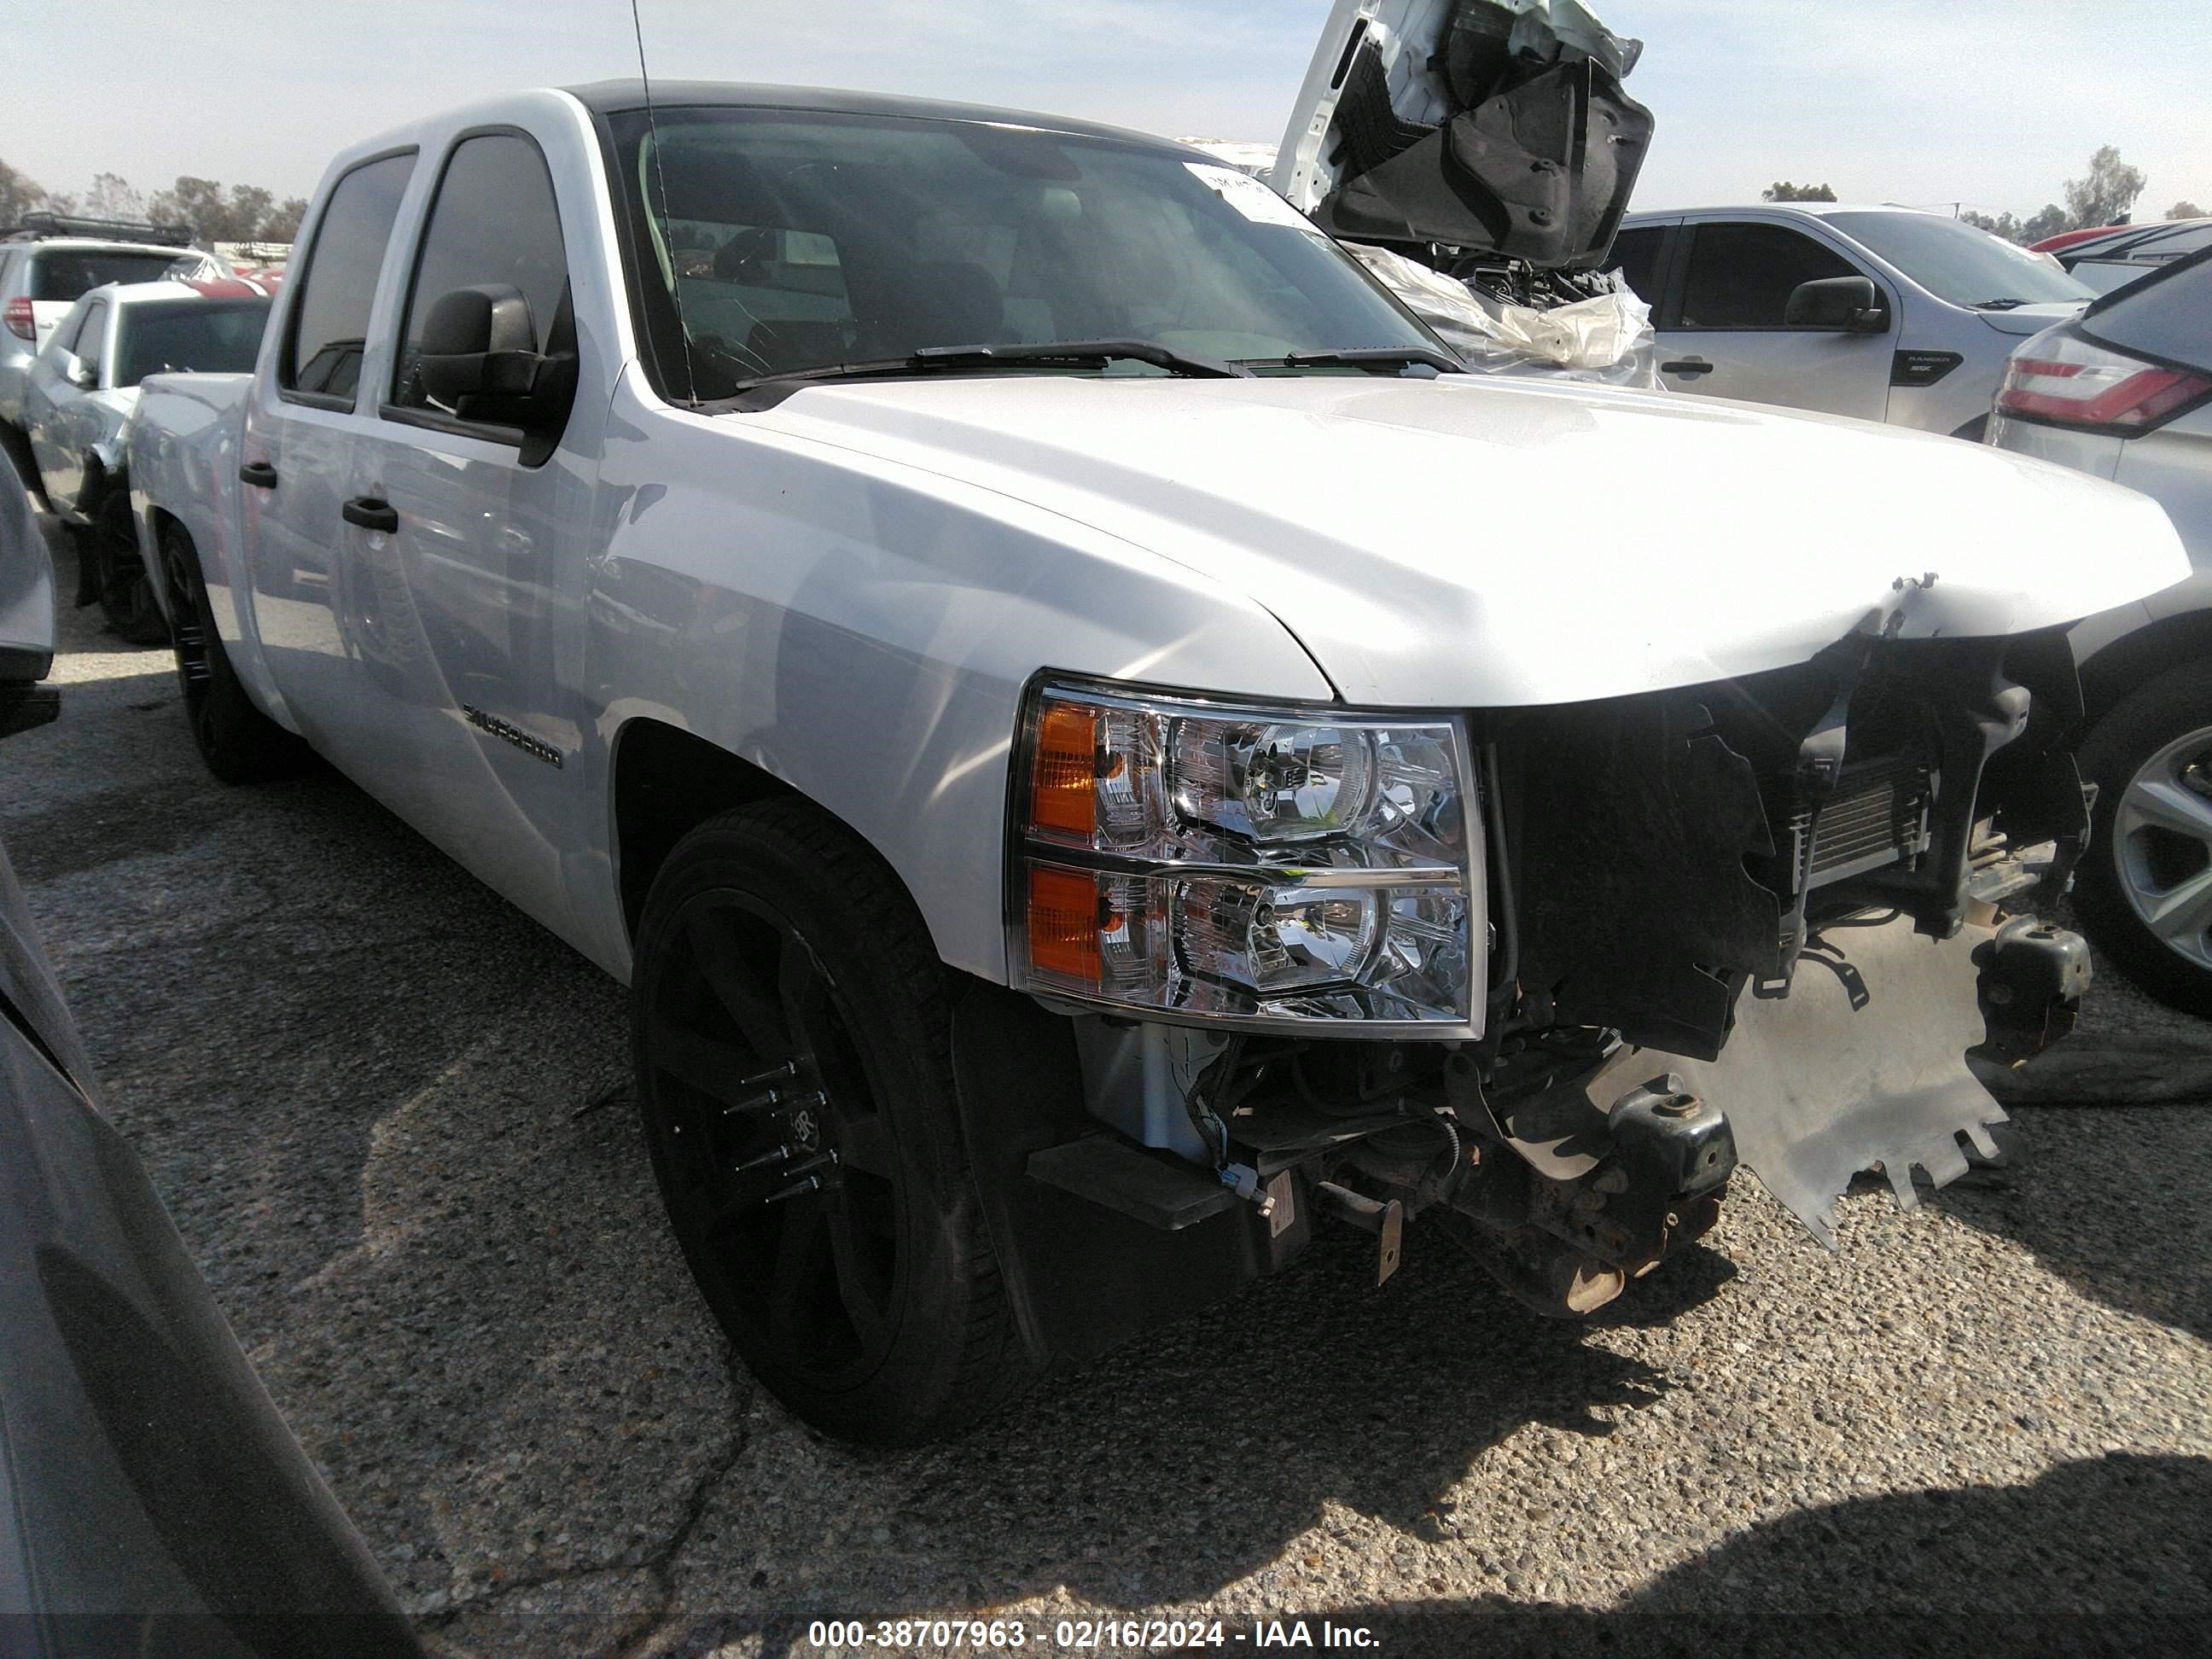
1762, 181, 1838, 202
0, 158, 47, 226
262, 196, 308, 242
146, 176, 226, 239
84, 171, 145, 221
2064, 145, 2145, 230
1960, 209, 2022, 242
2172, 201, 2206, 220
145, 177, 300, 243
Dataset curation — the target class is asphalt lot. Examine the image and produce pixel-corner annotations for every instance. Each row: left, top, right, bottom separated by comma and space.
4, 480, 2211, 1658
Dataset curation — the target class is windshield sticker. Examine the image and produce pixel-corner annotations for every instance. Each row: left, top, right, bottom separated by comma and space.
1185, 164, 1311, 230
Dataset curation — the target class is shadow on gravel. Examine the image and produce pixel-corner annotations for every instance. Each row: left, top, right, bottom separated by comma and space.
665, 1451, 2210, 1659
1297, 1450, 2212, 1659
1930, 1104, 2211, 1344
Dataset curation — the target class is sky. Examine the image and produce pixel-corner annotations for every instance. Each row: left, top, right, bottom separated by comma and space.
9, 0, 2209, 221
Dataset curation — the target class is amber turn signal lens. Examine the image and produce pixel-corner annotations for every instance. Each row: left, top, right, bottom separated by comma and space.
1029, 701, 1097, 839
1027, 866, 1103, 987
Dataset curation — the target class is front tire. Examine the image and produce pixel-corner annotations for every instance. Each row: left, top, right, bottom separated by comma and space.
2073, 663, 2212, 1016
159, 521, 309, 783
631, 800, 1028, 1445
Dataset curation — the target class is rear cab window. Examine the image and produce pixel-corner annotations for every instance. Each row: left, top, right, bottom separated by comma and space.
1678, 223, 1856, 329
282, 151, 417, 406
117, 300, 272, 387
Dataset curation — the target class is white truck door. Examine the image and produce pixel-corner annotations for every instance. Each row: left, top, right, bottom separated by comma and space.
1653, 218, 1897, 422
339, 125, 597, 934
233, 150, 418, 737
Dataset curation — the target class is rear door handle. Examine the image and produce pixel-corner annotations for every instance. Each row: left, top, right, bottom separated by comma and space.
1662, 358, 1714, 378
238, 460, 278, 488
341, 496, 399, 533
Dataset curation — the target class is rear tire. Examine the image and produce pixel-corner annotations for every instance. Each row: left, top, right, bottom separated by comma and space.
95, 485, 168, 645
2073, 662, 2212, 1017
631, 800, 1030, 1445
159, 521, 309, 784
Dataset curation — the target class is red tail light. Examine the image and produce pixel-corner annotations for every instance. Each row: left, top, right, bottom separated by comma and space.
1997, 332, 2212, 434
3, 298, 33, 342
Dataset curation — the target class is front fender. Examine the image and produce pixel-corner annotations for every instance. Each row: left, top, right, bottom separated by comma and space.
584, 375, 1335, 986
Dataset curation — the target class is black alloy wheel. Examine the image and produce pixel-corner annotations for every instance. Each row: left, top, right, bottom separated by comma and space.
632, 801, 1026, 1444
95, 486, 167, 644
158, 521, 307, 783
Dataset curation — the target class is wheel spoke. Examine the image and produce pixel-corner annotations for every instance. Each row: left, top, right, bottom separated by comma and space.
777, 929, 831, 1039
823, 1187, 890, 1348
2144, 864, 2212, 949
838, 1110, 896, 1179
2123, 776, 2212, 848
686, 912, 789, 1058
649, 1011, 773, 1112
766, 1200, 831, 1336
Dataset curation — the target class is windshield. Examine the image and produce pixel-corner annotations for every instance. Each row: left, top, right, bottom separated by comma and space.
1825, 211, 2092, 308
115, 299, 271, 387
30, 249, 185, 303
605, 106, 1438, 402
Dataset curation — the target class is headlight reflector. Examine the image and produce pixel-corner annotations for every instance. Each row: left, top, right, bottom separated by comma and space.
1011, 683, 1482, 1032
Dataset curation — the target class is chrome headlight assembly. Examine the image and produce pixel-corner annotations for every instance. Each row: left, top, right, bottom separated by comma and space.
1009, 680, 1483, 1034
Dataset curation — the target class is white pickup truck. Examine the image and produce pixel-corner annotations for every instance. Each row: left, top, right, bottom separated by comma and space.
129, 81, 2187, 1445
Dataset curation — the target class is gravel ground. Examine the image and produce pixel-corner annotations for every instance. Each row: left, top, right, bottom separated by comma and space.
4, 490, 2210, 1658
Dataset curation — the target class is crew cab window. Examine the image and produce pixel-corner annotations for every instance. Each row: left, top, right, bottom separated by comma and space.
389, 133, 570, 418
1606, 227, 1665, 306
75, 302, 108, 381
29, 249, 178, 302
282, 151, 416, 404
1679, 223, 1856, 329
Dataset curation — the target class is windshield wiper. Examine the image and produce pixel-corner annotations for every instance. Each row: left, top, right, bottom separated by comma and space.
913, 340, 1252, 378
1973, 298, 2030, 310
715, 339, 1250, 410
1264, 346, 1466, 375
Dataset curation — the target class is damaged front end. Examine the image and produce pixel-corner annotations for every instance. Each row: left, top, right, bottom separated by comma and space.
1272, 0, 1662, 381
1276, 0, 1653, 268
984, 631, 2095, 1336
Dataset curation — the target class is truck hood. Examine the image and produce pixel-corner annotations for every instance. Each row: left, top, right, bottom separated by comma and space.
1271, 0, 1653, 268
758, 373, 2190, 708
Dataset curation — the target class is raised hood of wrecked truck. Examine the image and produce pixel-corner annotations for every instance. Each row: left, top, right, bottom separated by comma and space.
756, 372, 2191, 708
1271, 0, 1654, 267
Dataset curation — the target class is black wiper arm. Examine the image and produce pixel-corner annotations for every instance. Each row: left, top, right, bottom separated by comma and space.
713, 339, 1250, 410
1974, 298, 2029, 310
911, 339, 1252, 378
1271, 346, 1465, 375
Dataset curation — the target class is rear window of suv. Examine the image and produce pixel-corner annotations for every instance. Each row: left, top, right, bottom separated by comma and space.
30, 249, 183, 302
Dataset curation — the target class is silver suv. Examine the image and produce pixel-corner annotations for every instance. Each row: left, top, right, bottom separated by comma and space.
1611, 205, 2093, 439
0, 216, 222, 438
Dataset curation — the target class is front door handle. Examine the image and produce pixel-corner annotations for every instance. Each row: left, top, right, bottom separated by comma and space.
341, 496, 399, 533
238, 460, 278, 488
1662, 358, 1714, 378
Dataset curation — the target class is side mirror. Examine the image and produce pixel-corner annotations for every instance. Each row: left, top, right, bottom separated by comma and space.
417, 284, 544, 405
1784, 275, 1889, 334
413, 283, 577, 460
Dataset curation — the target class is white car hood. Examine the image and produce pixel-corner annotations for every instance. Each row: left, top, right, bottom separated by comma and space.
758, 374, 2191, 708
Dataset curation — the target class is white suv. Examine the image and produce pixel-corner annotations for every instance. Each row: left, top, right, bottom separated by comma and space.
0, 218, 223, 438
